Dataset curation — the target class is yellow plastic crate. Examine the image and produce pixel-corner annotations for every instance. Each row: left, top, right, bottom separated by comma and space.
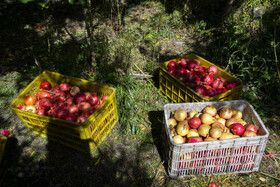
159, 54, 243, 103
0, 136, 7, 165
10, 71, 118, 153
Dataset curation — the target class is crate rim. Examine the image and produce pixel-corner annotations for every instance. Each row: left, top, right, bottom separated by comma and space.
163, 100, 270, 148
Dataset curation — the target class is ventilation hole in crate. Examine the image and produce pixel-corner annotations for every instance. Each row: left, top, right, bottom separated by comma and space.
194, 151, 205, 159
107, 103, 113, 111
109, 112, 115, 119
26, 122, 33, 127
203, 167, 209, 174
107, 111, 114, 119
173, 95, 178, 102
104, 125, 109, 131
214, 167, 220, 173
92, 130, 99, 139
189, 160, 203, 168
183, 92, 187, 100
179, 89, 184, 97
163, 78, 167, 85
37, 120, 43, 126
206, 159, 213, 166
100, 119, 107, 128
22, 116, 29, 121
229, 164, 241, 172
166, 81, 171, 89
178, 169, 186, 176
166, 88, 172, 96
159, 75, 163, 83
173, 86, 178, 94
178, 96, 184, 102
220, 148, 232, 156
233, 147, 244, 155
177, 96, 183, 103
218, 157, 229, 165
204, 150, 218, 157
250, 145, 257, 153
180, 152, 191, 160
111, 117, 117, 125
243, 163, 254, 170
230, 156, 242, 164
160, 85, 165, 93
42, 122, 48, 126
195, 168, 203, 174
178, 161, 186, 169
244, 145, 257, 154
31, 119, 39, 124
209, 166, 216, 173
242, 154, 255, 163
214, 166, 224, 173
180, 94, 185, 101
186, 96, 191, 102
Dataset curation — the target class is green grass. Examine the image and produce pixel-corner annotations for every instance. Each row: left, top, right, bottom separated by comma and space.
0, 0, 280, 186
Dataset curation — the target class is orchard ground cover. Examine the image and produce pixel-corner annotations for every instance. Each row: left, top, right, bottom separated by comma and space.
0, 0, 280, 186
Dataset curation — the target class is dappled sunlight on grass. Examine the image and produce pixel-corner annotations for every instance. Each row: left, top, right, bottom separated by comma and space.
0, 0, 279, 186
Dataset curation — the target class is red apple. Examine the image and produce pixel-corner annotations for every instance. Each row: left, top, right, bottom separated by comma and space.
189, 117, 202, 129
231, 123, 245, 136
168, 60, 177, 69
188, 136, 203, 143
178, 57, 189, 68
167, 67, 177, 76
244, 124, 258, 134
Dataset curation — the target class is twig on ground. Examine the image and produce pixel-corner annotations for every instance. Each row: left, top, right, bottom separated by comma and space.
132, 62, 152, 80
63, 27, 78, 42
132, 61, 165, 98
274, 26, 280, 81
220, 176, 229, 184
259, 172, 280, 181
151, 161, 165, 187
130, 74, 153, 79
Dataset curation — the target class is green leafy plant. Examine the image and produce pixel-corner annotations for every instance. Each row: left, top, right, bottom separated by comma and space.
204, 0, 280, 117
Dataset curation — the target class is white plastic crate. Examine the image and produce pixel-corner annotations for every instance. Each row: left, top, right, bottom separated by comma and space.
162, 100, 269, 178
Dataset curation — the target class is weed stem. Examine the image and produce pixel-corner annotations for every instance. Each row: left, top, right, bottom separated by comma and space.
274, 26, 280, 81
259, 171, 280, 181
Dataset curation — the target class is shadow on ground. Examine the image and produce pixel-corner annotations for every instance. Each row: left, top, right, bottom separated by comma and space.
0, 1, 154, 186
1, 0, 280, 186
148, 110, 168, 172
2, 125, 156, 186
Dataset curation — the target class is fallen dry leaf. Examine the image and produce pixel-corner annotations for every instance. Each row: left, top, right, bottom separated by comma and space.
266, 153, 276, 157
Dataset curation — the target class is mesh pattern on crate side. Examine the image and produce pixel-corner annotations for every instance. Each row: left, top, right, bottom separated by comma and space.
89, 111, 118, 152
163, 100, 269, 178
